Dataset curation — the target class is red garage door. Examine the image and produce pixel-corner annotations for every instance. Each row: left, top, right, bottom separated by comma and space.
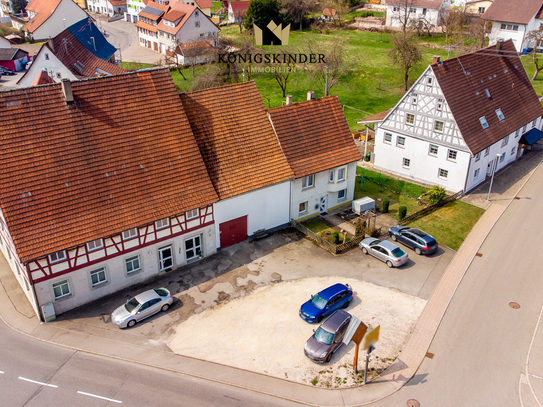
219, 216, 248, 249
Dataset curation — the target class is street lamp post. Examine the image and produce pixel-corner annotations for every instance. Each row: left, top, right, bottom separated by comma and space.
62, 18, 67, 29
487, 153, 504, 201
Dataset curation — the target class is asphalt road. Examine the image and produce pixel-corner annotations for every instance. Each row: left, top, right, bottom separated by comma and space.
0, 320, 301, 407
373, 159, 543, 406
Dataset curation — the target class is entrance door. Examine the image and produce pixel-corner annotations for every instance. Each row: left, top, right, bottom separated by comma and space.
185, 235, 202, 261
158, 245, 173, 272
320, 195, 328, 214
486, 161, 493, 176
219, 215, 248, 249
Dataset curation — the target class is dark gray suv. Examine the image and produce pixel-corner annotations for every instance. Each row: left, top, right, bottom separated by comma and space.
304, 309, 352, 363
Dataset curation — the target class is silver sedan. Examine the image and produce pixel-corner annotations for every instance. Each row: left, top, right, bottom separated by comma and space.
111, 288, 173, 328
359, 238, 408, 268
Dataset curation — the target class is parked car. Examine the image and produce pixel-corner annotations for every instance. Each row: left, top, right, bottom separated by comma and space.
111, 287, 173, 328
300, 283, 353, 323
304, 309, 352, 363
0, 67, 15, 75
389, 226, 438, 255
359, 238, 408, 268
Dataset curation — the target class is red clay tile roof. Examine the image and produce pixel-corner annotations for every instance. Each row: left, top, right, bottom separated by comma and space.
139, 11, 163, 20
52, 31, 126, 78
136, 20, 159, 32
176, 40, 212, 56
180, 81, 294, 200
146, 1, 170, 12
357, 109, 391, 124
24, 0, 62, 33
482, 0, 543, 24
158, 3, 195, 35
432, 40, 543, 154
108, 0, 127, 6
0, 69, 218, 262
164, 9, 186, 22
322, 8, 336, 16
194, 0, 213, 9
30, 69, 54, 85
230, 1, 250, 13
268, 96, 362, 178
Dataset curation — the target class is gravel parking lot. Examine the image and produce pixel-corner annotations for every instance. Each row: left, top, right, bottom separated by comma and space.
168, 276, 426, 388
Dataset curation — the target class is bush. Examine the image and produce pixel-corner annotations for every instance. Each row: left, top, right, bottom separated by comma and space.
331, 230, 339, 244
382, 199, 390, 213
370, 227, 381, 238
355, 222, 362, 237
427, 185, 447, 204
364, 153, 371, 162
398, 206, 407, 220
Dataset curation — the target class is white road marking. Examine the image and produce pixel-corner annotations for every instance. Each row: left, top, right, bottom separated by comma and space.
77, 391, 122, 404
18, 377, 58, 388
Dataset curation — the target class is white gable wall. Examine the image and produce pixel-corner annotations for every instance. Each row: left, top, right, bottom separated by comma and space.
385, 1, 449, 29
30, 0, 88, 41
159, 10, 218, 54
17, 48, 77, 88
0, 36, 11, 48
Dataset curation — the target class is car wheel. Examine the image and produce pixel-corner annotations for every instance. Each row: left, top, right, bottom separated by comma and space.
391, 234, 397, 241
326, 353, 333, 363
415, 247, 422, 255
317, 316, 323, 323
362, 247, 368, 254
127, 319, 136, 328
342, 301, 350, 309
161, 304, 170, 312
386, 260, 393, 268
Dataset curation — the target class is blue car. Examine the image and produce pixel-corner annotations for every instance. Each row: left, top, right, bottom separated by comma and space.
300, 283, 353, 323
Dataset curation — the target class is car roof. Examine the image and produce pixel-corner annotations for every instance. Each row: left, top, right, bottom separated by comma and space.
406, 228, 435, 241
134, 289, 160, 303
380, 240, 401, 251
321, 309, 351, 332
319, 283, 349, 300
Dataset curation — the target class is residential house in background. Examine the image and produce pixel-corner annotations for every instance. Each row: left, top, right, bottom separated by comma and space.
321, 8, 337, 22
385, 0, 449, 30
482, 0, 543, 52
0, 36, 12, 48
125, 0, 147, 22
465, 0, 492, 15
0, 69, 219, 318
136, 1, 168, 52
74, 0, 88, 9
0, 0, 14, 21
18, 18, 125, 86
0, 47, 29, 71
180, 82, 295, 249
87, 0, 127, 16
268, 94, 362, 221
180, 0, 212, 16
15, 0, 89, 41
228, 0, 249, 23
174, 40, 213, 65
367, 40, 543, 193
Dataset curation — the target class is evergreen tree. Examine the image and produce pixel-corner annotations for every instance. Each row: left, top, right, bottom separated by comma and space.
12, 0, 27, 14
243, 0, 283, 31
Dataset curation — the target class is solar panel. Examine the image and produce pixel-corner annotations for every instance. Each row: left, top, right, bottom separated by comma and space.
142, 6, 164, 16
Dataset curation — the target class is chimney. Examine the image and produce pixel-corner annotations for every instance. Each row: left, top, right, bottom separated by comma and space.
47, 38, 54, 51
307, 91, 315, 101
432, 55, 440, 64
496, 39, 504, 53
61, 79, 74, 103
286, 95, 292, 105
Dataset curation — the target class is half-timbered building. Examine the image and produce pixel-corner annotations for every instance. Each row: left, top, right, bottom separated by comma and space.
0, 69, 218, 318
369, 40, 543, 193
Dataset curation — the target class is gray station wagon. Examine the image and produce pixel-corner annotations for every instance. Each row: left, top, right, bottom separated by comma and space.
359, 238, 408, 268
304, 309, 352, 363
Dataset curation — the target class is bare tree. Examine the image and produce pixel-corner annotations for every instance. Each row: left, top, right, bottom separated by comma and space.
270, 54, 296, 97
388, 0, 416, 39
466, 15, 490, 49
192, 63, 224, 91
440, 7, 465, 45
298, 37, 352, 96
281, 0, 318, 31
526, 28, 543, 80
389, 34, 423, 91
235, 37, 259, 81
408, 16, 434, 37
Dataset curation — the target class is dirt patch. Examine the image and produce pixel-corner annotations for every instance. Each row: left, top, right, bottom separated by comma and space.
168, 276, 426, 388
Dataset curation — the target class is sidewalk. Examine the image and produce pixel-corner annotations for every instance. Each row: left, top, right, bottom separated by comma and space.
1, 153, 542, 405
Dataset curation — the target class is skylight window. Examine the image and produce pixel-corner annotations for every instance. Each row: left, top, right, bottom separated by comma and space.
484, 88, 491, 98
479, 117, 489, 130
496, 109, 505, 121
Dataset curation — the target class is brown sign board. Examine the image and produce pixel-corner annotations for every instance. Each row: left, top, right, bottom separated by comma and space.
363, 325, 380, 350
351, 323, 368, 345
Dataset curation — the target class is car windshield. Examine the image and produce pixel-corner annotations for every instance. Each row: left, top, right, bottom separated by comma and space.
391, 247, 406, 258
369, 240, 382, 246
314, 327, 334, 345
124, 297, 140, 313
310, 294, 328, 310
154, 288, 169, 297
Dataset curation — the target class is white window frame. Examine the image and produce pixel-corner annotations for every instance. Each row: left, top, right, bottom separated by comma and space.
53, 280, 70, 300
429, 144, 438, 156
434, 121, 444, 132
523, 124, 527, 133
480, 116, 489, 130
384, 133, 392, 143
475, 152, 481, 162
155, 217, 170, 230
438, 168, 448, 179
90, 267, 107, 287
338, 189, 347, 201
299, 201, 308, 214
397, 136, 406, 147
511, 147, 516, 156
406, 113, 415, 125
501, 135, 509, 147
499, 154, 505, 163
447, 149, 457, 161
186, 208, 199, 220
474, 168, 480, 179
329, 170, 334, 183
403, 158, 410, 168
49, 250, 66, 264
412, 96, 417, 105
337, 167, 346, 182
125, 255, 141, 274
86, 238, 103, 252
484, 147, 490, 156
515, 129, 520, 138
195, 21, 200, 27
533, 119, 537, 128
496, 109, 505, 121
302, 174, 314, 189
122, 228, 138, 240
436, 101, 443, 112
427, 78, 432, 86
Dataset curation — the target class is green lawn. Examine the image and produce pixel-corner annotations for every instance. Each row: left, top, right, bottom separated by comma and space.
119, 62, 155, 71
211, 1, 222, 13
357, 167, 428, 200
405, 201, 485, 251
303, 218, 351, 241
